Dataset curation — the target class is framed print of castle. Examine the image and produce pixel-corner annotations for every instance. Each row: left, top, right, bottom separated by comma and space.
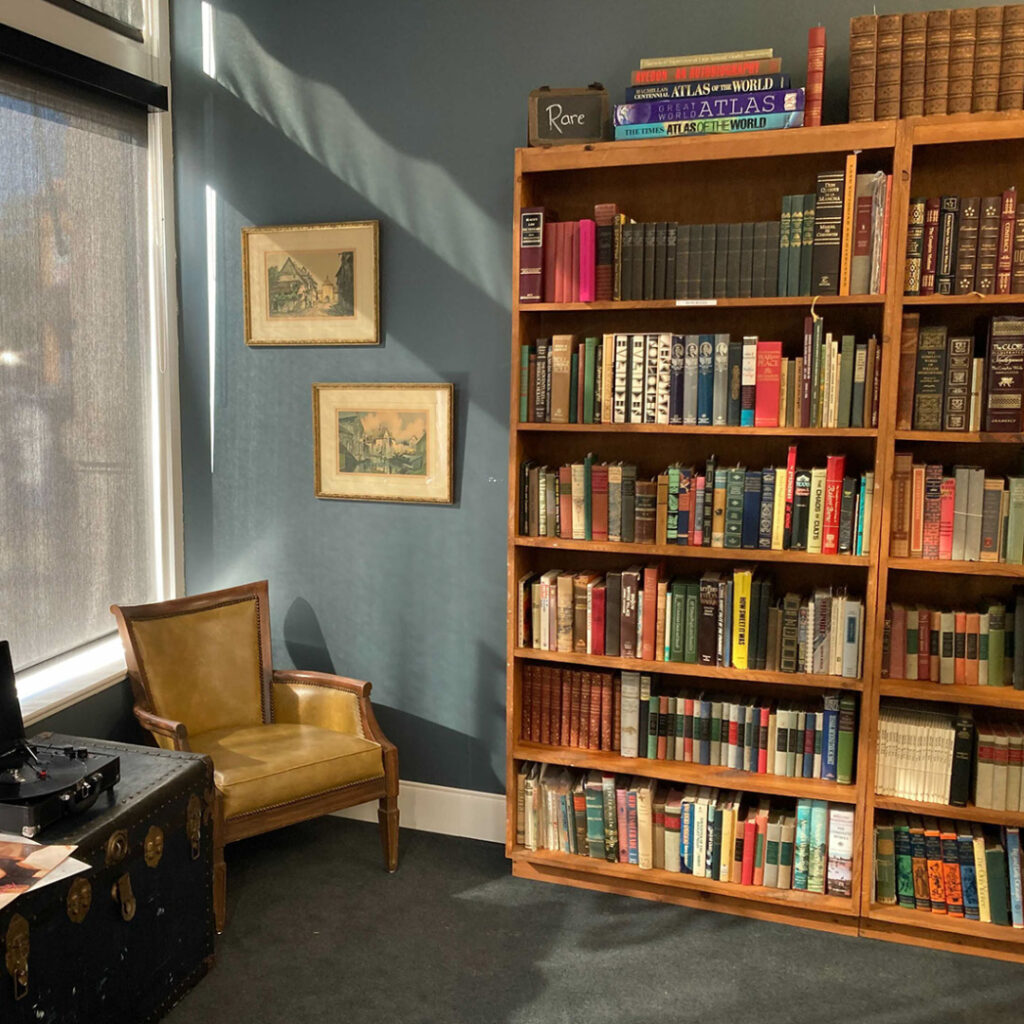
242, 221, 379, 345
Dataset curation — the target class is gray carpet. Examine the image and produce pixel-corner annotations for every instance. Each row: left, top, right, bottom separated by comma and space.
166, 817, 1024, 1024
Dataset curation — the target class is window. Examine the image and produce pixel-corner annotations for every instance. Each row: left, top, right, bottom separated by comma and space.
1, 1, 178, 719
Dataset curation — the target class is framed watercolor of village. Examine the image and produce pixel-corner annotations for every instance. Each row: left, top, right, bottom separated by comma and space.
312, 383, 453, 504
242, 221, 379, 345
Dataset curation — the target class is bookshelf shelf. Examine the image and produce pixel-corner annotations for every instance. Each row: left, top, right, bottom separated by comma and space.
520, 296, 887, 312
516, 423, 878, 437
879, 679, 1024, 711
512, 741, 856, 801
509, 846, 857, 915
507, 115, 1024, 961
886, 559, 1024, 578
514, 647, 864, 691
892, 430, 1024, 444
872, 796, 1024, 828
515, 535, 872, 566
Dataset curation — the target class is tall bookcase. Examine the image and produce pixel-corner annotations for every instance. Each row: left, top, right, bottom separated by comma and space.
506, 112, 1024, 962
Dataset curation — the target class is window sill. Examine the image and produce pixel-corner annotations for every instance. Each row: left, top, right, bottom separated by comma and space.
17, 635, 128, 727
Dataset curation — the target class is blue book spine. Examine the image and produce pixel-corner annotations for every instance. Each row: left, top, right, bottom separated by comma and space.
681, 803, 693, 873
624, 75, 793, 102
821, 696, 839, 781
741, 469, 762, 549
957, 832, 980, 921
794, 799, 811, 890
758, 467, 775, 549
855, 474, 867, 555
1007, 827, 1023, 927
614, 89, 805, 125
627, 790, 639, 865
669, 334, 685, 424
615, 110, 804, 139
696, 335, 715, 425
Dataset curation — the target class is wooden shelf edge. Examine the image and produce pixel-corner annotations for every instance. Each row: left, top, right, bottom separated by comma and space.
872, 795, 1024, 827
893, 429, 1024, 443
901, 294, 1024, 306
513, 648, 865, 691
517, 295, 886, 311
515, 535, 871, 565
508, 845, 857, 915
516, 423, 877, 436
879, 679, 1024, 709
886, 558, 1024, 578
866, 903, 1024, 946
512, 741, 857, 801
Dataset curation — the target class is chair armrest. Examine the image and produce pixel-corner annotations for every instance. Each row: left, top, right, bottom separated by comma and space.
134, 706, 191, 752
271, 670, 396, 754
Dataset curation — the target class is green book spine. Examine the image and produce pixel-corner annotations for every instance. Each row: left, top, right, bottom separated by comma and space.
787, 199, 804, 298
986, 843, 1011, 926
875, 823, 897, 903
893, 815, 915, 908
989, 603, 1006, 687
667, 465, 680, 543
684, 580, 700, 664
568, 351, 579, 424
837, 694, 856, 785
799, 193, 816, 296
583, 336, 598, 424
778, 195, 793, 297
647, 695, 659, 759
670, 581, 686, 663
724, 466, 745, 549
519, 345, 530, 421
810, 316, 824, 427
836, 334, 855, 429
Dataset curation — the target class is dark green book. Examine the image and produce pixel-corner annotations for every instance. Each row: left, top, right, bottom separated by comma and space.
837, 694, 856, 785
764, 221, 780, 297
582, 336, 598, 425
724, 466, 746, 549
568, 350, 579, 424
642, 222, 656, 300
665, 222, 678, 300
683, 580, 700, 665
699, 224, 717, 299
799, 192, 816, 296
653, 221, 668, 300
810, 168, 846, 295
713, 224, 729, 299
669, 578, 687, 663
675, 223, 690, 299
875, 819, 897, 904
646, 694, 660, 759
892, 813, 916, 909
778, 195, 793, 296
836, 334, 856, 429
751, 221, 768, 298
727, 341, 743, 425
912, 325, 948, 431
787, 198, 804, 298
726, 222, 742, 299
739, 221, 755, 299
986, 835, 1011, 926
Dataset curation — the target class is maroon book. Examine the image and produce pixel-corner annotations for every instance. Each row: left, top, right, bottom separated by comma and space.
518, 207, 545, 303
985, 316, 1024, 430
919, 197, 941, 296
996, 188, 1018, 294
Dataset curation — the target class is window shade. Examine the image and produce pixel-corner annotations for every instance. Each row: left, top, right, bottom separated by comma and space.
0, 62, 155, 671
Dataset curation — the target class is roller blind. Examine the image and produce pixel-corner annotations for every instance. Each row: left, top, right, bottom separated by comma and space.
0, 62, 156, 671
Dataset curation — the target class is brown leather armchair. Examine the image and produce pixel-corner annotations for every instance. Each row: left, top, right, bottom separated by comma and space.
110, 580, 398, 931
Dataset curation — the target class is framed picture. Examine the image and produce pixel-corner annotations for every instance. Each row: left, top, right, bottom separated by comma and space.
312, 383, 453, 504
242, 221, 379, 345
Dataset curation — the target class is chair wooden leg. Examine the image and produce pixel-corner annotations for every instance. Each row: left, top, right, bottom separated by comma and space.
378, 794, 399, 872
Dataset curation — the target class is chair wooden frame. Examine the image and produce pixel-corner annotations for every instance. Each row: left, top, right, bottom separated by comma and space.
111, 581, 399, 931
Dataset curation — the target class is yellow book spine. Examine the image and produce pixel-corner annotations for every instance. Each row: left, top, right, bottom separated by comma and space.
712, 478, 727, 547
656, 474, 669, 545
655, 579, 668, 664
808, 467, 827, 554
771, 468, 787, 549
732, 569, 753, 669
973, 828, 991, 923
601, 333, 615, 424
720, 801, 735, 882
839, 152, 857, 296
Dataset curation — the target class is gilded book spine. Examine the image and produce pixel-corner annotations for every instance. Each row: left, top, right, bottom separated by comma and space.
849, 14, 878, 121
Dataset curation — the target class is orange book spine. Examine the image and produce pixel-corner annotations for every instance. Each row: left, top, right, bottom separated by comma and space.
600, 674, 613, 751
839, 153, 858, 296
909, 463, 926, 558
587, 673, 602, 751
569, 670, 583, 747
578, 671, 590, 748
641, 566, 660, 662
954, 612, 968, 685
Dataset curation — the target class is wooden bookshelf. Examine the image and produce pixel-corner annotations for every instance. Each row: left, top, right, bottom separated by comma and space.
506, 111, 1024, 963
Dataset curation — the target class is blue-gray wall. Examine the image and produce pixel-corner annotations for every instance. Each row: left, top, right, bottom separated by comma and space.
47, 0, 994, 791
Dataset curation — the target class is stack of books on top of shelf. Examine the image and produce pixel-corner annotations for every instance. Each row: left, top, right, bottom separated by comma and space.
613, 34, 825, 141
516, 763, 855, 896
882, 594, 1024, 687
517, 155, 891, 303
874, 814, 1024, 926
850, 7, 1024, 122
897, 315, 1024, 432
903, 188, 1024, 297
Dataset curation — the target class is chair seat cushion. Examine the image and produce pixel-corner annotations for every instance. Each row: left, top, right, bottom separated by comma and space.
189, 723, 384, 820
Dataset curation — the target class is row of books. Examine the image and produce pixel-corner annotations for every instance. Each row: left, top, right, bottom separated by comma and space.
618, 37, 825, 137
521, 663, 857, 783
874, 814, 1024, 927
521, 452, 875, 557
904, 191, 1024, 297
517, 567, 866, 679
850, 7, 1024, 122
897, 315, 1024, 433
881, 597, 1024, 687
519, 157, 886, 304
889, 458, 1024, 564
519, 326, 883, 430
875, 703, 1023, 812
516, 763, 854, 895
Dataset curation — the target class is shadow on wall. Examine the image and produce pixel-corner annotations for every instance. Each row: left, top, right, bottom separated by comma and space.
33, 677, 150, 746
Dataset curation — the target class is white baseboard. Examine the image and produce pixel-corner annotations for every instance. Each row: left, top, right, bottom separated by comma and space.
334, 780, 505, 844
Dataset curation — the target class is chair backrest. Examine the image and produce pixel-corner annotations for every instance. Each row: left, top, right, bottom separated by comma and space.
111, 581, 274, 737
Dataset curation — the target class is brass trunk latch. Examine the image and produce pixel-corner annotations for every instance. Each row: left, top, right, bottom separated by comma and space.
186, 794, 202, 860
67, 877, 93, 923
4, 914, 29, 1001
111, 873, 136, 922
144, 826, 164, 868
105, 829, 129, 866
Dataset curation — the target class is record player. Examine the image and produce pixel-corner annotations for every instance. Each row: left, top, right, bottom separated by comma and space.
0, 641, 120, 837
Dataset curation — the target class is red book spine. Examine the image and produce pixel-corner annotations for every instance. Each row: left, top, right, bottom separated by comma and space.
549, 666, 562, 744
524, 664, 537, 741
683, 698, 695, 761
542, 221, 557, 303
922, 463, 943, 558
741, 817, 757, 885
587, 673, 602, 751
558, 465, 573, 539
920, 198, 941, 295
631, 58, 783, 85
687, 479, 698, 546
754, 340, 783, 426
554, 222, 570, 303
591, 586, 606, 657
600, 674, 613, 751
570, 221, 580, 303
641, 566, 659, 661
997, 188, 1018, 294
822, 454, 846, 554
518, 206, 545, 303
917, 607, 931, 681
578, 218, 596, 303
616, 788, 629, 862
540, 667, 554, 744
578, 672, 591, 748
559, 670, 571, 747
805, 26, 827, 127
612, 676, 621, 752
784, 443, 798, 542
656, 695, 669, 760
954, 612, 967, 684
938, 477, 955, 559
591, 464, 609, 541
757, 706, 770, 773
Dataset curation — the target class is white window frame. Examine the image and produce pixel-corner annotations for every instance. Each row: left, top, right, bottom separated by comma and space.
0, 0, 183, 724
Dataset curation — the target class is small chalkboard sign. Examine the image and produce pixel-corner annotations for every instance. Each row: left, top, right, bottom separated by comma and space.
528, 84, 611, 147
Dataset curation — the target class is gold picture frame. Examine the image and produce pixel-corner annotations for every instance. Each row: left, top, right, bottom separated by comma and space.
242, 221, 379, 345
312, 383, 454, 504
